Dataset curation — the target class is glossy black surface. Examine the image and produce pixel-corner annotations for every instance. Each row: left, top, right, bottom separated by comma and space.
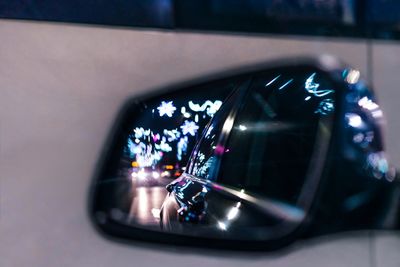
90, 57, 399, 250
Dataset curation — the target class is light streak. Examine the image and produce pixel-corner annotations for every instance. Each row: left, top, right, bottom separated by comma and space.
265, 75, 281, 86
305, 73, 334, 97
279, 79, 293, 90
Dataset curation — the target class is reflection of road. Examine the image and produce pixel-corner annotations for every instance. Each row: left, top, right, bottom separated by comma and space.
129, 183, 169, 225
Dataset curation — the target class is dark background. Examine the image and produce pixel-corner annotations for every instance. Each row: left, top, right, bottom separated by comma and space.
1, 0, 400, 39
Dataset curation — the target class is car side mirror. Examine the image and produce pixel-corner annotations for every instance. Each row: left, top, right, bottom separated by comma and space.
89, 56, 398, 250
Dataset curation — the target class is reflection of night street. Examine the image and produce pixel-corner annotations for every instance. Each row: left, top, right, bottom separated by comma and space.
129, 180, 169, 225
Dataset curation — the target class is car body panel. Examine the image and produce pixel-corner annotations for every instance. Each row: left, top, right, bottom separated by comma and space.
0, 19, 399, 266
372, 42, 400, 168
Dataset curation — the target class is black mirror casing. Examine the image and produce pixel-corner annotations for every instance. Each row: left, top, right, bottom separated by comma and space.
89, 56, 398, 251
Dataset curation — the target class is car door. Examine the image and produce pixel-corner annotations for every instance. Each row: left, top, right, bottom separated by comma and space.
1, 1, 400, 267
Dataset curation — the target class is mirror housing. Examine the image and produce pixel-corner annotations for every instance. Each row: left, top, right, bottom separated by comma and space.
89, 56, 398, 250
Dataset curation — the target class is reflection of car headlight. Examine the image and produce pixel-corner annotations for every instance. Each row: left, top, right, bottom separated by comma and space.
161, 171, 171, 178
152, 171, 160, 179
137, 170, 147, 181
131, 171, 137, 182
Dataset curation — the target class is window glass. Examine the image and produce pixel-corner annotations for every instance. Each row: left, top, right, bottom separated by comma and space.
218, 68, 335, 204
0, 0, 174, 28
365, 0, 400, 39
1, 1, 362, 38
189, 87, 241, 181
175, 0, 357, 37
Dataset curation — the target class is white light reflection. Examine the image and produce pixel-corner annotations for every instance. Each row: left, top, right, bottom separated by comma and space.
358, 97, 382, 118
222, 116, 235, 134
238, 125, 247, 131
152, 171, 160, 179
239, 189, 245, 198
137, 169, 148, 181
217, 202, 242, 231
346, 69, 360, 84
131, 171, 137, 181
305, 73, 334, 97
218, 221, 227, 231
181, 120, 199, 136
134, 127, 151, 139
265, 75, 281, 86
157, 101, 176, 117
137, 187, 148, 223
155, 139, 172, 152
151, 208, 161, 219
188, 100, 223, 117
227, 203, 241, 220
358, 97, 379, 110
346, 113, 363, 128
279, 79, 293, 90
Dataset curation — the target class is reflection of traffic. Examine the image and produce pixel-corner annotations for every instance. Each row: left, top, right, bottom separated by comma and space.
128, 163, 185, 225
130, 162, 184, 186
129, 186, 168, 225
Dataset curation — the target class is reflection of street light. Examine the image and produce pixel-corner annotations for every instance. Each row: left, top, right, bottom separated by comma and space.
131, 172, 137, 182
137, 169, 147, 181
151, 208, 161, 219
152, 171, 160, 179
161, 171, 171, 178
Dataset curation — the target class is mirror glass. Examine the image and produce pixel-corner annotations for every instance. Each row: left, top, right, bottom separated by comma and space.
92, 66, 337, 244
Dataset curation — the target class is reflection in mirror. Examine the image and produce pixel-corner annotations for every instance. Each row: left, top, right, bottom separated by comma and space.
126, 84, 234, 227
91, 65, 337, 246
93, 79, 237, 229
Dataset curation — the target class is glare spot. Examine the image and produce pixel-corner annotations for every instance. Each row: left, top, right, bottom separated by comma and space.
346, 113, 363, 128
346, 69, 360, 84
137, 169, 147, 181
222, 116, 235, 134
358, 96, 380, 111
227, 206, 240, 220
238, 125, 247, 131
218, 221, 227, 231
151, 208, 161, 219
152, 171, 160, 179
